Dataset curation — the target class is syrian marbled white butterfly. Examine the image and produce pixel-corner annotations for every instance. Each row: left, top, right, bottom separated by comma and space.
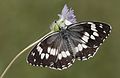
27, 4, 112, 70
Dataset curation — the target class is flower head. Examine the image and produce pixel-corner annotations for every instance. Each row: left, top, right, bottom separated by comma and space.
58, 4, 77, 24
50, 4, 77, 31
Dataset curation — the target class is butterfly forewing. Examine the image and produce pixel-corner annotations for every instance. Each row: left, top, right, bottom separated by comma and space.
67, 21, 111, 60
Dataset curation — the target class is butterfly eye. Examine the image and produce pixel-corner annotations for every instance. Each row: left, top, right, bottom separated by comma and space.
54, 20, 57, 23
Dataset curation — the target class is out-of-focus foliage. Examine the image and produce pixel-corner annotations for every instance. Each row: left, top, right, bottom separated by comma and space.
0, 0, 119, 78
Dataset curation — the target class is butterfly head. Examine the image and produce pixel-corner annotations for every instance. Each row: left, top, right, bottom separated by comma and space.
50, 18, 72, 32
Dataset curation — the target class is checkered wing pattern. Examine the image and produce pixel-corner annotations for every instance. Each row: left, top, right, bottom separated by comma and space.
67, 21, 111, 60
27, 21, 111, 70
27, 32, 75, 70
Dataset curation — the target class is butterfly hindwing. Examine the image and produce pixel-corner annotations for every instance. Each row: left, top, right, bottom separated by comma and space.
27, 32, 75, 70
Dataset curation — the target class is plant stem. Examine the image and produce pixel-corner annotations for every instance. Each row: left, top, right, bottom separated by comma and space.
0, 31, 53, 78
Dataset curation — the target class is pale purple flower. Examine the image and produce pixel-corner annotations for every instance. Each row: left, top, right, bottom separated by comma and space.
58, 4, 77, 24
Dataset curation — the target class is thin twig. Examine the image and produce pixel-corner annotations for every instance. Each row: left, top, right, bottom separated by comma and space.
0, 31, 53, 78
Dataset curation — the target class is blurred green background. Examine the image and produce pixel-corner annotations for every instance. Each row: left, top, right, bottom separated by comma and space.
0, 0, 119, 78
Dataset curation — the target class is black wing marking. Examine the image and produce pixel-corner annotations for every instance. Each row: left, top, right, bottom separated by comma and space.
27, 32, 75, 70
67, 21, 112, 60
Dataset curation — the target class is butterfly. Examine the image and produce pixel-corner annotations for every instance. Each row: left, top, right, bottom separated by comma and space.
27, 5, 112, 70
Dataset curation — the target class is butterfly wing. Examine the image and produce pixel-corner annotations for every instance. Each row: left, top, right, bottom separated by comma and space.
27, 21, 111, 70
27, 32, 75, 70
67, 21, 111, 60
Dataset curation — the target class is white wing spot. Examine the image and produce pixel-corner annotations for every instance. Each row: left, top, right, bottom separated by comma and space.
84, 32, 90, 36
88, 22, 97, 32
45, 65, 47, 67
51, 67, 56, 70
103, 31, 106, 33
99, 24, 103, 28
55, 49, 58, 55
34, 59, 36, 62
41, 53, 45, 59
62, 65, 65, 67
66, 51, 70, 56
39, 48, 43, 55
50, 48, 53, 55
93, 32, 99, 36
47, 47, 51, 53
88, 54, 91, 56
50, 48, 56, 55
31, 52, 35, 56
68, 63, 72, 67
91, 24, 96, 29
37, 46, 43, 55
68, 62, 71, 65
50, 62, 54, 66
80, 40, 86, 43
45, 53, 49, 59
88, 22, 96, 28
93, 45, 98, 48
90, 35, 95, 40
29, 63, 32, 65
78, 44, 83, 51
75, 47, 79, 52
72, 59, 75, 62
82, 35, 89, 42
61, 51, 67, 58
82, 56, 87, 61
81, 44, 88, 48
58, 53, 62, 60
52, 48, 56, 55
91, 27, 97, 32
40, 65, 43, 67
62, 67, 67, 70
32, 64, 35, 66
57, 68, 62, 70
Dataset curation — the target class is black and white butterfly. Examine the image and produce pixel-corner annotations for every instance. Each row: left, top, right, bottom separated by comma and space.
27, 21, 111, 70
